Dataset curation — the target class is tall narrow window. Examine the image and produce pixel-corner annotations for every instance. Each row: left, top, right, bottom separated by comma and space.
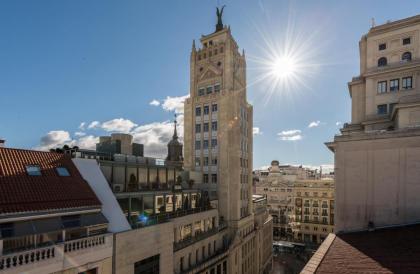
211, 157, 217, 165
195, 140, 201, 150
402, 76, 412, 89
203, 140, 209, 149
212, 103, 218, 112
402, 52, 412, 62
198, 88, 205, 96
377, 81, 387, 93
390, 79, 399, 92
211, 174, 217, 184
377, 104, 387, 115
195, 107, 201, 116
203, 157, 209, 166
211, 121, 217, 131
214, 84, 221, 92
203, 174, 209, 183
204, 106, 210, 115
203, 123, 209, 132
378, 57, 387, 67
211, 139, 217, 148
206, 86, 213, 94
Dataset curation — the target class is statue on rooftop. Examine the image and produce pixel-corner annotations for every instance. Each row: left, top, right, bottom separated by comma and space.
216, 5, 226, 32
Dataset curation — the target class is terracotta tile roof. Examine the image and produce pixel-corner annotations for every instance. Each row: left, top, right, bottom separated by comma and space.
0, 147, 101, 215
302, 224, 420, 274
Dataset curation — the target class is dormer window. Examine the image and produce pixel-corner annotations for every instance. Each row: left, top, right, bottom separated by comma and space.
379, 43, 386, 51
56, 167, 70, 177
378, 57, 387, 67
26, 165, 41, 176
402, 52, 412, 62
403, 37, 411, 45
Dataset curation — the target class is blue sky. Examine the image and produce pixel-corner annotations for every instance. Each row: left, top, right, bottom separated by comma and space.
0, 0, 419, 169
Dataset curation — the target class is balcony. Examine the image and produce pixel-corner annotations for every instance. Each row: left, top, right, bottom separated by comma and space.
174, 227, 219, 251
0, 234, 111, 272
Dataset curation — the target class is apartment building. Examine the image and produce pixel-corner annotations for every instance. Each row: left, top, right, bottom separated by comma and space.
254, 161, 334, 245
0, 148, 113, 274
303, 14, 420, 274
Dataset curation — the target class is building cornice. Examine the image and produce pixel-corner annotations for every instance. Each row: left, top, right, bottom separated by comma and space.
368, 15, 420, 36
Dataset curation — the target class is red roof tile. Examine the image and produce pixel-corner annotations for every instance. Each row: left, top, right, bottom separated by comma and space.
0, 148, 101, 215
304, 224, 420, 274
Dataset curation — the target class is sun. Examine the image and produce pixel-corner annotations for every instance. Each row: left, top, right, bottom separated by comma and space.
271, 55, 297, 79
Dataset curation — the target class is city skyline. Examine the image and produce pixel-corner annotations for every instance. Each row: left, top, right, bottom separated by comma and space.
1, 0, 419, 169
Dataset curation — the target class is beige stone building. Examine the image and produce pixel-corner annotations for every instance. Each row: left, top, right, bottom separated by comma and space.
182, 9, 272, 274
326, 14, 420, 233
291, 180, 334, 244
254, 161, 334, 245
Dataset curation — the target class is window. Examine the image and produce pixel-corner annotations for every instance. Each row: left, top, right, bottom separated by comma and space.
198, 88, 205, 96
212, 103, 218, 112
203, 123, 209, 132
390, 79, 399, 91
204, 105, 209, 115
403, 37, 411, 45
195, 157, 201, 167
203, 140, 209, 149
402, 52, 412, 62
389, 103, 397, 114
402, 76, 412, 89
56, 167, 70, 177
211, 139, 217, 148
195, 107, 201, 116
214, 84, 221, 92
211, 174, 217, 184
211, 157, 217, 165
180, 257, 184, 271
204, 157, 209, 166
26, 165, 41, 176
378, 57, 387, 67
211, 121, 217, 131
206, 86, 213, 94
195, 124, 201, 133
378, 43, 386, 50
377, 104, 387, 115
203, 174, 209, 183
195, 140, 201, 150
377, 81, 387, 93
134, 255, 160, 274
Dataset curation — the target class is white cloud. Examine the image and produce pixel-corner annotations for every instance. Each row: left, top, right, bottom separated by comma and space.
74, 131, 86, 137
308, 120, 321, 128
35, 131, 98, 151
149, 99, 160, 106
78, 122, 86, 130
101, 118, 138, 133
253, 127, 262, 136
335, 121, 342, 126
161, 95, 189, 114
36, 130, 72, 150
88, 121, 100, 129
277, 129, 302, 141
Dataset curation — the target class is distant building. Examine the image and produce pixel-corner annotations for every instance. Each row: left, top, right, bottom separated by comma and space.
255, 161, 334, 245
304, 14, 420, 274
97, 133, 144, 157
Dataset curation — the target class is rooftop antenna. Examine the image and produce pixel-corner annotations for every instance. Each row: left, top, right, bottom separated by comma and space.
371, 18, 376, 28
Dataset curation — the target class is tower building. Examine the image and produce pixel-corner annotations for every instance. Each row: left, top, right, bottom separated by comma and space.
184, 7, 253, 234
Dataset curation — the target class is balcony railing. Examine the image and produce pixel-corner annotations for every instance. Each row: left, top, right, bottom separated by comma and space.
0, 234, 110, 272
64, 235, 106, 253
0, 246, 55, 271
174, 227, 219, 251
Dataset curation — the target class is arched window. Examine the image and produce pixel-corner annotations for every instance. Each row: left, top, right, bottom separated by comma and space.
378, 57, 387, 67
402, 52, 412, 62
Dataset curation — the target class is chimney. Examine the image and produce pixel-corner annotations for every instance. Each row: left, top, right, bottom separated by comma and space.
0, 139, 5, 148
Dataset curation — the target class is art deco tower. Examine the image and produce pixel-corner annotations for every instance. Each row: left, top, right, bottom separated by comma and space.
184, 9, 254, 232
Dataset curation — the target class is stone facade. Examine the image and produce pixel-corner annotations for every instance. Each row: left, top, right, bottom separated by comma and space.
326, 14, 420, 233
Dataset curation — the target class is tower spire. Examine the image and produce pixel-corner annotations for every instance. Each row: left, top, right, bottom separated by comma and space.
173, 114, 178, 139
